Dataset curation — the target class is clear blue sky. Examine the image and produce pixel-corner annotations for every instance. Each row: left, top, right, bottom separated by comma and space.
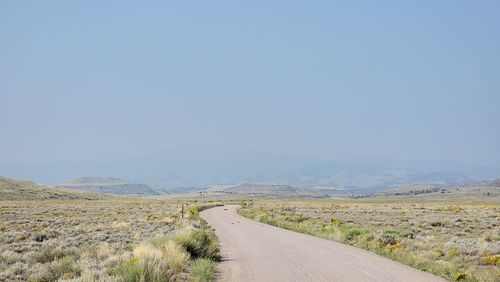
1, 1, 499, 166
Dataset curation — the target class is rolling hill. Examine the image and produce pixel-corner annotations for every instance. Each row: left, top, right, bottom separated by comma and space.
1, 152, 498, 191
0, 176, 104, 200
55, 177, 159, 195
198, 181, 500, 200
372, 180, 500, 200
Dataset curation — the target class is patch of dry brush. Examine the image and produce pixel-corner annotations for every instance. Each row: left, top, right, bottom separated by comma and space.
0, 198, 220, 281
239, 200, 499, 281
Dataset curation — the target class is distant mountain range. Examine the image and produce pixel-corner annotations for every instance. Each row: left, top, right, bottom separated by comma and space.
204, 183, 351, 198
2, 175, 498, 200
1, 150, 499, 192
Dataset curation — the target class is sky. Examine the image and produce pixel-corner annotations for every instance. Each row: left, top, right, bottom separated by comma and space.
1, 1, 499, 167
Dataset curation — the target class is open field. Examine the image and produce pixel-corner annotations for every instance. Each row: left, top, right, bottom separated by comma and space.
0, 198, 220, 281
373, 183, 500, 201
1, 175, 498, 281
239, 199, 500, 281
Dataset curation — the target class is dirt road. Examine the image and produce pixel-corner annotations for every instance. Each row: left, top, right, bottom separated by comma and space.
201, 205, 445, 282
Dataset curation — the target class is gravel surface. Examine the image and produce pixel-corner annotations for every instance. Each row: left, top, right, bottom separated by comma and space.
201, 205, 445, 282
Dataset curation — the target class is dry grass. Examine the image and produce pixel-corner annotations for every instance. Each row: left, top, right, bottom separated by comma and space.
0, 198, 220, 281
239, 199, 500, 281
0, 176, 104, 201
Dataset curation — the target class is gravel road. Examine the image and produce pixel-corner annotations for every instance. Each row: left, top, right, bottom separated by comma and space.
201, 205, 445, 282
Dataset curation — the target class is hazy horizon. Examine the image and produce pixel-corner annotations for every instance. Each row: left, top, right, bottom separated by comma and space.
2, 1, 500, 169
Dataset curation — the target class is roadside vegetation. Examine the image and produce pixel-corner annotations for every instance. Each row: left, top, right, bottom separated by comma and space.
239, 199, 499, 282
0, 198, 221, 281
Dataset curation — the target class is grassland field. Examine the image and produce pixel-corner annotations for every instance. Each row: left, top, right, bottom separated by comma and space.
1, 182, 498, 282
0, 198, 221, 282
238, 199, 500, 282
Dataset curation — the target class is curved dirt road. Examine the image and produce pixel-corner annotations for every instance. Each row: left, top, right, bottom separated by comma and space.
201, 205, 444, 282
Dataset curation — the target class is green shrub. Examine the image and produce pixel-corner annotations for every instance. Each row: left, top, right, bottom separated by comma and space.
115, 257, 143, 282
400, 231, 415, 239
188, 206, 200, 219
330, 217, 344, 225
114, 241, 188, 282
343, 227, 364, 241
379, 233, 397, 246
32, 256, 80, 282
172, 228, 220, 260
383, 230, 400, 236
445, 246, 460, 259
29, 247, 56, 264
257, 213, 269, 222
481, 253, 500, 265
453, 272, 466, 281
430, 221, 444, 227
191, 258, 216, 282
294, 215, 310, 223
120, 225, 220, 282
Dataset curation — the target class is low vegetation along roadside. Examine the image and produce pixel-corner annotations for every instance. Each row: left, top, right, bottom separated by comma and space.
0, 199, 221, 281
239, 200, 499, 282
